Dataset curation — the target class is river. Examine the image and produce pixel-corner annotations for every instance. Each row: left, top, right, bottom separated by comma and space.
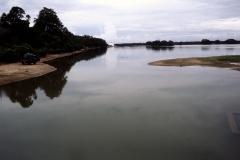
0, 45, 240, 160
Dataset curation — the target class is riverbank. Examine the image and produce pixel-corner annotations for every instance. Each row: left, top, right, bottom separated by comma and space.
1, 54, 240, 86
0, 49, 86, 86
148, 56, 240, 72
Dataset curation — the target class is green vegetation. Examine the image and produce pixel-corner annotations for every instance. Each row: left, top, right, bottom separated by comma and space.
115, 40, 175, 47
198, 55, 240, 63
201, 39, 212, 45
116, 39, 240, 46
0, 6, 107, 62
200, 39, 239, 45
146, 40, 174, 47
175, 39, 240, 45
0, 48, 107, 108
115, 43, 145, 46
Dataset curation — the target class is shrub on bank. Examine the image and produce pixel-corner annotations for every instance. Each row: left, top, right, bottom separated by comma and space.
0, 43, 35, 62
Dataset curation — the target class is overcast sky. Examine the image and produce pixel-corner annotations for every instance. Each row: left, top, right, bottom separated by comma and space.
1, 0, 240, 43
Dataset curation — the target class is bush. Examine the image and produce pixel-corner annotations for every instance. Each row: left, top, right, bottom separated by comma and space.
22, 43, 34, 52
1, 49, 16, 62
12, 45, 28, 59
36, 47, 48, 57
66, 43, 74, 52
0, 43, 37, 62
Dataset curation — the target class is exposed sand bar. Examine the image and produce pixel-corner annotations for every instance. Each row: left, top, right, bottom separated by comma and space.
148, 57, 240, 72
1, 54, 240, 86
0, 49, 86, 86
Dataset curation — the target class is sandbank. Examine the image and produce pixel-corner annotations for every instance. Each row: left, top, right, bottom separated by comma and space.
148, 57, 240, 72
0, 49, 86, 86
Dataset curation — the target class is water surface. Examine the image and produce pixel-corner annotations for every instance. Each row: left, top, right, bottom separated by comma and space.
1, 45, 240, 160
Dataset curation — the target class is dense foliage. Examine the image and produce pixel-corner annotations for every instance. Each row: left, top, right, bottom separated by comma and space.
146, 40, 174, 46
0, 6, 30, 29
33, 7, 65, 32
116, 38, 240, 47
200, 39, 240, 45
0, 6, 107, 62
115, 43, 145, 46
0, 48, 107, 108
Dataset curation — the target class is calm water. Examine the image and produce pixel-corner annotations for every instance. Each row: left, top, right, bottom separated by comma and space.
1, 45, 240, 160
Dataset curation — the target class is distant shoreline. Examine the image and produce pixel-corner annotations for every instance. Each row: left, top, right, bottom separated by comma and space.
1, 53, 240, 86
0, 49, 87, 86
148, 56, 240, 72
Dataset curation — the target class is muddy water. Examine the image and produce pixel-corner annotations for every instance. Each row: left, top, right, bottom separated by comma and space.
1, 45, 240, 160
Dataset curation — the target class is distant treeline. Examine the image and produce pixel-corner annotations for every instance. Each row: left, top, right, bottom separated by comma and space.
116, 40, 174, 47
0, 6, 107, 62
146, 40, 174, 47
115, 43, 145, 46
175, 39, 240, 45
199, 39, 240, 45
115, 39, 240, 47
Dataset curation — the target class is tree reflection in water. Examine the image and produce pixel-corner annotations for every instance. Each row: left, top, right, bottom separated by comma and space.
0, 48, 107, 108
146, 45, 174, 51
1, 79, 38, 108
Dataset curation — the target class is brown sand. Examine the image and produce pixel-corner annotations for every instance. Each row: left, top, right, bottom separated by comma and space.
148, 58, 240, 71
0, 49, 86, 86
1, 55, 240, 86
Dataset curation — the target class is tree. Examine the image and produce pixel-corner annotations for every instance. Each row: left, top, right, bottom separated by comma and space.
148, 40, 174, 46
214, 40, 221, 44
0, 6, 29, 29
201, 39, 212, 45
168, 40, 174, 46
26, 14, 30, 22
33, 7, 64, 32
224, 39, 238, 44
0, 13, 8, 28
146, 41, 152, 45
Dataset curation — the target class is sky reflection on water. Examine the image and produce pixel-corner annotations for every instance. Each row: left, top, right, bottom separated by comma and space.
0, 45, 240, 160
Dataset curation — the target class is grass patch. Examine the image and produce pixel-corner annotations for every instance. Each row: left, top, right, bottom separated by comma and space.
0, 73, 11, 77
197, 55, 240, 63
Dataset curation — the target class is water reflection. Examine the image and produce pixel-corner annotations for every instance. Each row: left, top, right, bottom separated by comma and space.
103, 47, 117, 69
201, 46, 210, 51
1, 80, 38, 108
0, 48, 107, 108
146, 46, 174, 51
226, 48, 235, 52
1, 46, 240, 160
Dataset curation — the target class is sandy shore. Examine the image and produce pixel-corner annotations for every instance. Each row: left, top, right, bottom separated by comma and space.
1, 54, 240, 86
148, 58, 240, 71
0, 49, 86, 86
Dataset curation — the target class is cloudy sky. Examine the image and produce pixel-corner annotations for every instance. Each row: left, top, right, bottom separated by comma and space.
1, 0, 240, 43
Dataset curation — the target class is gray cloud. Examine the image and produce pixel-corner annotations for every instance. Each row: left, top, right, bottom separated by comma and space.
1, 0, 240, 43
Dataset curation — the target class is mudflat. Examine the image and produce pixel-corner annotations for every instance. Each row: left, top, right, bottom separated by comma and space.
148, 57, 240, 71
0, 49, 86, 86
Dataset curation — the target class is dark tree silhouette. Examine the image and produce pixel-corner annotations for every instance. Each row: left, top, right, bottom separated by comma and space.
26, 14, 30, 22
146, 40, 174, 47
0, 6, 29, 29
224, 39, 238, 44
0, 48, 107, 108
33, 7, 64, 32
214, 40, 221, 44
0, 13, 8, 28
201, 39, 212, 45
0, 6, 107, 62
